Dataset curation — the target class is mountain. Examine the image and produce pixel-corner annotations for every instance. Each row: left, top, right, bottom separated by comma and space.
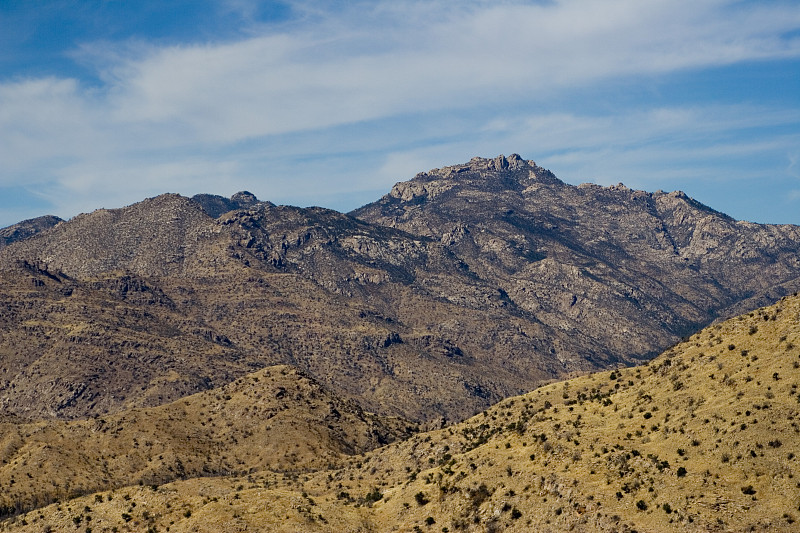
0, 365, 414, 520
1, 155, 800, 425
354, 154, 800, 358
6, 289, 800, 532
0, 215, 62, 249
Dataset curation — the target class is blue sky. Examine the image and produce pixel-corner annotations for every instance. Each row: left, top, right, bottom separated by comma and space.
1, 0, 799, 227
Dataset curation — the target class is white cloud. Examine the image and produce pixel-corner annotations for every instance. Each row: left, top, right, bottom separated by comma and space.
375, 104, 800, 188
73, 0, 800, 143
0, 0, 799, 225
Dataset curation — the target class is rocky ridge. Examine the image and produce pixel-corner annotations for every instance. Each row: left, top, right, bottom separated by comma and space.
0, 216, 62, 250
1, 156, 800, 425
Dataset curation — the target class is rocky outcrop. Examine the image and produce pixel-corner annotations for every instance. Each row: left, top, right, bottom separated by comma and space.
0, 215, 62, 249
191, 191, 265, 218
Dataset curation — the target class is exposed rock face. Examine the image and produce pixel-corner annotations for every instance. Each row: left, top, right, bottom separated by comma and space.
1, 155, 799, 424
191, 191, 265, 218
0, 215, 63, 249
0, 194, 210, 278
353, 154, 800, 357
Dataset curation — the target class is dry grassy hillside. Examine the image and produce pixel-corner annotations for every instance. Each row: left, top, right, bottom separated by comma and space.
0, 365, 413, 522
336, 294, 800, 532
5, 291, 798, 532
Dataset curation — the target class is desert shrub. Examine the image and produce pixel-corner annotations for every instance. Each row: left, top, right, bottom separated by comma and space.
364, 489, 383, 504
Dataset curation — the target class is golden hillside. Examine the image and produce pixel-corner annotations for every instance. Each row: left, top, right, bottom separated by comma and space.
2, 292, 800, 532
0, 365, 413, 522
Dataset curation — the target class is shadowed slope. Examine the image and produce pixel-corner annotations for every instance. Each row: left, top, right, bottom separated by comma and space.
0, 365, 414, 520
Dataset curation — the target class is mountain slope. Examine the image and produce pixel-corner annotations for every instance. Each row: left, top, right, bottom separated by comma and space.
354, 154, 800, 357
327, 291, 800, 532
0, 263, 261, 420
1, 156, 800, 425
5, 291, 799, 532
0, 365, 413, 520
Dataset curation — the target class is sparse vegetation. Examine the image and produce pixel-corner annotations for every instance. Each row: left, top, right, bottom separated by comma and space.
2, 190, 800, 532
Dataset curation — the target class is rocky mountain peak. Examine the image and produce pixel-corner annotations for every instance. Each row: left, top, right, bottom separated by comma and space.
383, 154, 563, 203
425, 153, 534, 178
468, 153, 529, 171
230, 190, 259, 207
191, 190, 264, 218
0, 215, 63, 249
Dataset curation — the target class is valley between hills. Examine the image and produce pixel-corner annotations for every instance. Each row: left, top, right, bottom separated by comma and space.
0, 155, 799, 531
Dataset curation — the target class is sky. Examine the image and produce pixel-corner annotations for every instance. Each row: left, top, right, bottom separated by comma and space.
1, 0, 799, 228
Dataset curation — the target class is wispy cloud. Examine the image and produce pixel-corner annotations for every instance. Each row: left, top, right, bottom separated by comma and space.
92, 0, 800, 141
0, 0, 799, 225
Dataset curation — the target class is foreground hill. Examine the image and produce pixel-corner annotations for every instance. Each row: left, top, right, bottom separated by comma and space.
328, 292, 800, 532
3, 291, 799, 532
0, 365, 412, 520
1, 155, 800, 424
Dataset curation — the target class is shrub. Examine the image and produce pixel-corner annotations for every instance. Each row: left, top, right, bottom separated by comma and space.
636, 500, 648, 511
364, 489, 383, 504
415, 492, 429, 506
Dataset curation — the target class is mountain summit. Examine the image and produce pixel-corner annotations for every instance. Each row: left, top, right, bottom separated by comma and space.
355, 154, 800, 356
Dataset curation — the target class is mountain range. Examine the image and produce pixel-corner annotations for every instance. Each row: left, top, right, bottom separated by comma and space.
1, 155, 799, 425
2, 154, 800, 531
3, 270, 799, 532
